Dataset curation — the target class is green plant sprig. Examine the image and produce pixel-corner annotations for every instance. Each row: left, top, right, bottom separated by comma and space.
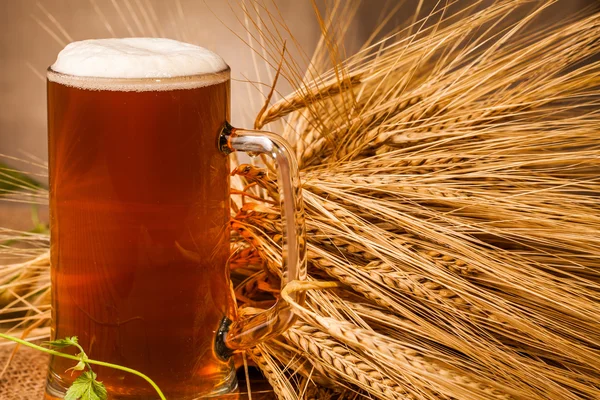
0, 333, 166, 400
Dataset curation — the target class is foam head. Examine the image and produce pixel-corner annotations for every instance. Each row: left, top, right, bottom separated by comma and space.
48, 38, 230, 91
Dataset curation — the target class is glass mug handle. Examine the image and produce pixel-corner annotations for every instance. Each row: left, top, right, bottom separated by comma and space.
217, 122, 307, 356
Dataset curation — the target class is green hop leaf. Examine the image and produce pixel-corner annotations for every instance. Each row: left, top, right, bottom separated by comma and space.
44, 336, 79, 348
64, 370, 108, 400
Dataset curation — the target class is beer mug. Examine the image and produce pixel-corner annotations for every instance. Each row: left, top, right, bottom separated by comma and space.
45, 38, 306, 399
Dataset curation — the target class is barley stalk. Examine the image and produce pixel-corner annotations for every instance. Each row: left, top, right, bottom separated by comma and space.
247, 345, 297, 400
285, 323, 418, 400
256, 75, 362, 130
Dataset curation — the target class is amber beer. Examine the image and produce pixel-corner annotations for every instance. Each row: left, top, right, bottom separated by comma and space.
46, 71, 235, 397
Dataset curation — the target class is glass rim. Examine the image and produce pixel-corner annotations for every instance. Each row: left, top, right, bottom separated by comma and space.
46, 66, 231, 91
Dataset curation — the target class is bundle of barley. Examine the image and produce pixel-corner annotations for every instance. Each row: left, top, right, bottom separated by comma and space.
1, 0, 599, 399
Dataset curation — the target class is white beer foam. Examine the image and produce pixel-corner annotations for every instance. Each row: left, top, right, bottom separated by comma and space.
48, 38, 229, 91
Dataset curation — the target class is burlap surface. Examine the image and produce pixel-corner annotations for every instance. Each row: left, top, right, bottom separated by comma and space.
0, 344, 48, 399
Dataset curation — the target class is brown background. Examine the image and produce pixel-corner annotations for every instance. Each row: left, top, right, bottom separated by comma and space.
0, 0, 596, 177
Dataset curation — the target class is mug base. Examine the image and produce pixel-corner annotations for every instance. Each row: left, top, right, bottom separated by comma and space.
44, 368, 239, 399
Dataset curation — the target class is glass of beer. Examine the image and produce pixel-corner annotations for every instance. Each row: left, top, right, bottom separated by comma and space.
45, 38, 306, 399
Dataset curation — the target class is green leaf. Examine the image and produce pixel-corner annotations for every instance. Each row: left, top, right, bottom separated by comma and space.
44, 336, 79, 349
65, 371, 108, 400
